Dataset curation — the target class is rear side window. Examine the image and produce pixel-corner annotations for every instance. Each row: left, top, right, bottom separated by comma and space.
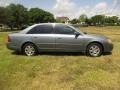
27, 24, 53, 34
54, 24, 75, 35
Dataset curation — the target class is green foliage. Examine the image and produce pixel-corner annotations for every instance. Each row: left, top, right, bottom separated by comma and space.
79, 14, 88, 23
29, 8, 55, 24
0, 7, 7, 24
72, 14, 120, 26
85, 18, 92, 25
43, 11, 55, 23
5, 4, 28, 29
0, 4, 55, 30
105, 16, 119, 25
70, 18, 79, 24
91, 15, 105, 25
0, 3, 120, 29
29, 8, 44, 23
90, 15, 119, 26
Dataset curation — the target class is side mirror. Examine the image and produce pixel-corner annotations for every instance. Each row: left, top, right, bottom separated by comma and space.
74, 32, 80, 38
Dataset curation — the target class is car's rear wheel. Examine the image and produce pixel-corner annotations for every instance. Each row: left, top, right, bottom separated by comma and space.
86, 43, 103, 57
23, 43, 37, 56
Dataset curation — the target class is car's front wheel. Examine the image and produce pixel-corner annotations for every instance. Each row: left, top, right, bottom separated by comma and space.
86, 43, 103, 57
23, 43, 37, 56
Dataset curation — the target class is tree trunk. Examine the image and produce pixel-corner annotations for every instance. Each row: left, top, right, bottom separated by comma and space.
10, 26, 13, 30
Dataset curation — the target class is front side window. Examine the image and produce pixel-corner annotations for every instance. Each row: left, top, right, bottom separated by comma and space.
27, 24, 53, 34
55, 24, 76, 35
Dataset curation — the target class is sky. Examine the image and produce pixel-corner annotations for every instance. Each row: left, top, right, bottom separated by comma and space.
0, 0, 120, 19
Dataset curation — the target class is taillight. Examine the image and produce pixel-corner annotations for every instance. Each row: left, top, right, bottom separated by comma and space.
8, 36, 11, 42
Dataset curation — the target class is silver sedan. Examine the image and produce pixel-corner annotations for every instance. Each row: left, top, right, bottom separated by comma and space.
7, 23, 113, 57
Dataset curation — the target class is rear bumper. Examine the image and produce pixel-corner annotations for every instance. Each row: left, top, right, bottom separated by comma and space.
6, 43, 20, 51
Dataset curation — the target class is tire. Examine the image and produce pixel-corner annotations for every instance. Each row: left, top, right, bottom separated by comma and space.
86, 43, 103, 57
22, 43, 37, 56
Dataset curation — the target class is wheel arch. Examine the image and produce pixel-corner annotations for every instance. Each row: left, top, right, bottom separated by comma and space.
21, 42, 38, 52
86, 41, 104, 52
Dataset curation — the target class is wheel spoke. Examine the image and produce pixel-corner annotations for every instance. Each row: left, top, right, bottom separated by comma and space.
24, 45, 35, 56
89, 45, 101, 56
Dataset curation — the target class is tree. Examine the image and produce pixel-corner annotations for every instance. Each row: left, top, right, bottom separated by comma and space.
85, 18, 92, 25
43, 11, 55, 22
70, 19, 79, 24
118, 19, 120, 25
29, 8, 44, 23
111, 16, 119, 24
28, 8, 55, 24
0, 4, 55, 30
0, 7, 7, 24
91, 15, 105, 26
79, 14, 87, 23
105, 16, 119, 25
6, 4, 28, 30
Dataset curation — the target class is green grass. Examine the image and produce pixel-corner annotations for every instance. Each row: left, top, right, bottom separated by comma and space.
0, 26, 120, 90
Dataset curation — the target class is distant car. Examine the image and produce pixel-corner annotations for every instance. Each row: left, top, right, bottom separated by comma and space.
7, 23, 113, 57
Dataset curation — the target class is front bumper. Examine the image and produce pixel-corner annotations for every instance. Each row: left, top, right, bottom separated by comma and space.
103, 43, 113, 53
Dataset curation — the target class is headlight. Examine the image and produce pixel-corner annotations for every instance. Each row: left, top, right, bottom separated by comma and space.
107, 39, 112, 44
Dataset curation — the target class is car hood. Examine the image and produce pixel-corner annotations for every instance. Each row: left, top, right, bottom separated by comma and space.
84, 33, 108, 40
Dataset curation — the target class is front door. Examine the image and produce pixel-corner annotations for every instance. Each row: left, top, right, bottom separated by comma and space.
54, 24, 84, 52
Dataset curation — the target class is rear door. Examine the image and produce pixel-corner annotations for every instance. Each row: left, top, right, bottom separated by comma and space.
27, 24, 55, 51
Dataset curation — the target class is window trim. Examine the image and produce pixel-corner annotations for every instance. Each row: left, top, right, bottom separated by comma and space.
27, 24, 54, 34
54, 24, 77, 35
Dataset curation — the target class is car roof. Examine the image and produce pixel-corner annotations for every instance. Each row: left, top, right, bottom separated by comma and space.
19, 23, 63, 34
19, 23, 77, 34
33, 23, 66, 26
